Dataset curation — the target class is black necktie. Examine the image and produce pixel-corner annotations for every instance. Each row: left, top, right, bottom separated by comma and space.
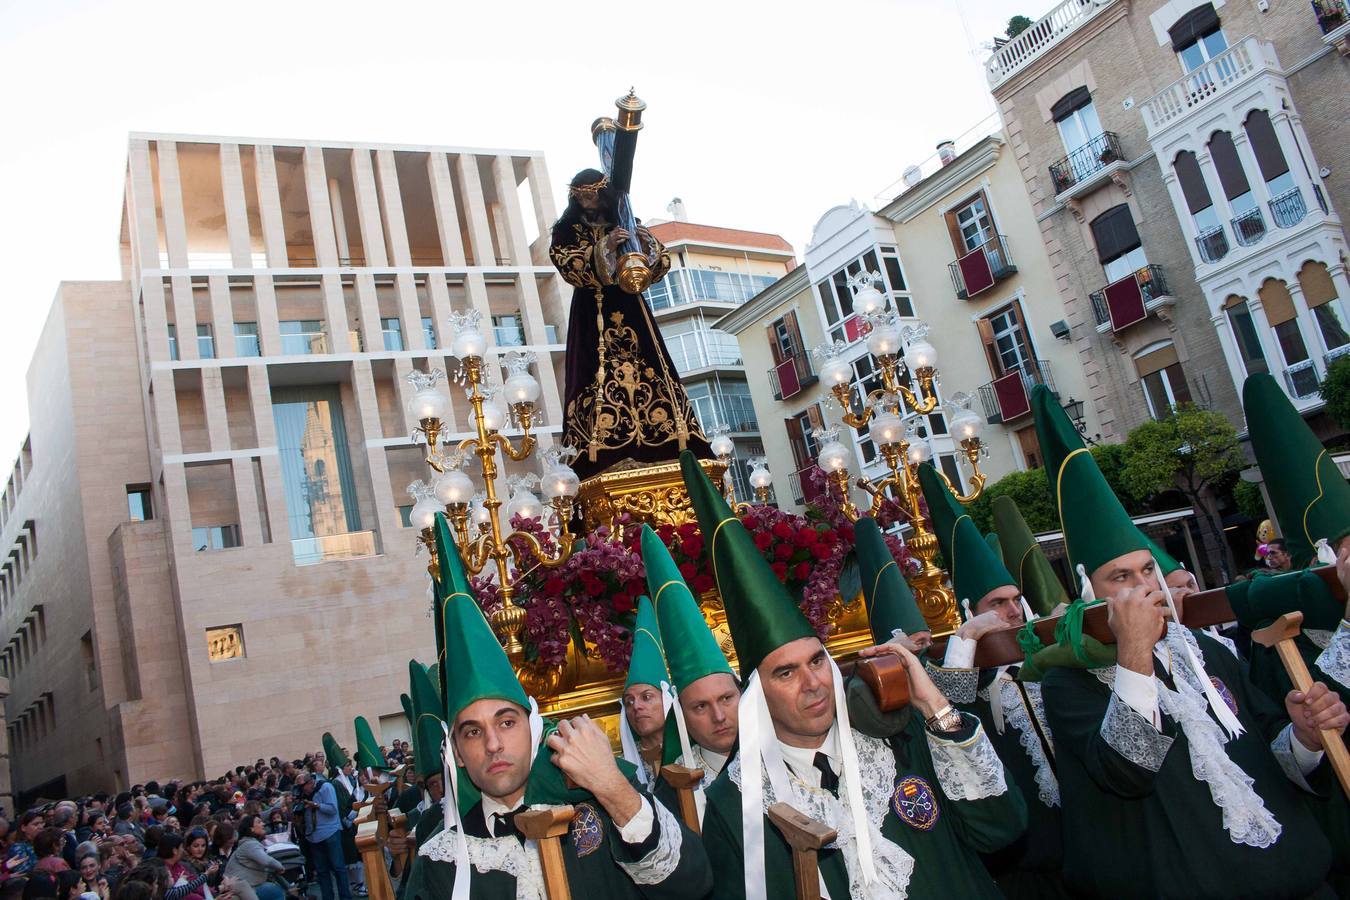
493, 809, 521, 838
813, 752, 839, 793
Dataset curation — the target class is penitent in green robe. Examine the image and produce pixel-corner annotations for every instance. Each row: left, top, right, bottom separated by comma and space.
1042, 625, 1338, 899
701, 713, 1026, 900
402, 794, 710, 900
926, 664, 1070, 900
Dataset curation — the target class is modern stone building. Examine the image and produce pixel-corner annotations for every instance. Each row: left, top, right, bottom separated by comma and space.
2, 133, 572, 798
986, 0, 1350, 441
719, 129, 1090, 512
644, 213, 795, 497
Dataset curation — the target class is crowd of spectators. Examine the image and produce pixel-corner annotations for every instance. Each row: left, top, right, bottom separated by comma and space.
0, 743, 412, 900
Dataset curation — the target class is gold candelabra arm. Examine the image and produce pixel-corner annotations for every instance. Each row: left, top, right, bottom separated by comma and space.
894, 367, 940, 415
466, 531, 495, 575
933, 438, 988, 503
826, 468, 860, 522
492, 431, 538, 462
417, 527, 440, 583
831, 383, 874, 430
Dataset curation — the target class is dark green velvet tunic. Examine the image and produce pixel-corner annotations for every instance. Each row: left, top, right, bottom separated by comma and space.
700, 715, 1026, 900
1042, 629, 1337, 899
402, 796, 710, 900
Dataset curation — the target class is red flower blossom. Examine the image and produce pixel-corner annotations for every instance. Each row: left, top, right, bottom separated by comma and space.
677, 523, 699, 540
794, 528, 819, 547
793, 562, 813, 581
678, 561, 698, 581
543, 576, 565, 596
680, 536, 704, 558
612, 591, 635, 613
772, 521, 796, 541
771, 561, 789, 581
774, 542, 794, 561
811, 543, 833, 560
692, 574, 715, 593
753, 531, 773, 551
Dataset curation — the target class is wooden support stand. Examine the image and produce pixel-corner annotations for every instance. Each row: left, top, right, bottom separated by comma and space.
516, 806, 576, 900
766, 802, 836, 900
1251, 611, 1350, 797
658, 764, 704, 834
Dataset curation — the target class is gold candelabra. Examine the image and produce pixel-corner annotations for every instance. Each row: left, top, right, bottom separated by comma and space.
811, 280, 990, 634
406, 311, 580, 656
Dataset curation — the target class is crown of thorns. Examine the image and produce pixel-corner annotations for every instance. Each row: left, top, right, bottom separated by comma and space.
568, 175, 609, 197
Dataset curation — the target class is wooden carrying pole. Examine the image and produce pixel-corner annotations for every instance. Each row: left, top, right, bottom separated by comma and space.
356, 819, 396, 900
767, 802, 837, 900
1251, 611, 1350, 797
515, 806, 575, 900
658, 764, 704, 834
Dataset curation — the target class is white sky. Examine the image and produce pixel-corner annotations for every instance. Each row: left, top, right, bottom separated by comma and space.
0, 0, 1029, 460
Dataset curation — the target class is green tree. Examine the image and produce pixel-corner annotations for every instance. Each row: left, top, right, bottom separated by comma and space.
1006, 15, 1033, 38
1233, 479, 1268, 522
1119, 405, 1246, 581
1319, 354, 1350, 431
967, 444, 1145, 535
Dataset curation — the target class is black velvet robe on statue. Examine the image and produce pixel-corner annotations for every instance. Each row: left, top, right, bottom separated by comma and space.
549, 218, 711, 481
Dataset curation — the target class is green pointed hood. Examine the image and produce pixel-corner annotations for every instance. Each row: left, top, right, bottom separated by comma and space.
1244, 372, 1350, 568
322, 732, 349, 770
1032, 385, 1150, 579
641, 525, 732, 692
991, 495, 1068, 616
917, 463, 1016, 607
855, 516, 929, 641
354, 716, 387, 770
409, 661, 445, 779
985, 532, 1004, 564
433, 513, 529, 725
625, 595, 670, 691
680, 451, 815, 678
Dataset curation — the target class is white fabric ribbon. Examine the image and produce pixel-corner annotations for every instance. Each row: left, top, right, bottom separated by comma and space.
1315, 538, 1337, 566
1019, 596, 1036, 624
988, 665, 1008, 735
1153, 555, 1244, 739
665, 681, 707, 822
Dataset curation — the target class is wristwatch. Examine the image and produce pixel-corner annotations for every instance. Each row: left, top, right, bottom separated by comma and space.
925, 704, 964, 734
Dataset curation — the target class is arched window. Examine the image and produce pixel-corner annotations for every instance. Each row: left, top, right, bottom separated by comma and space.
1134, 342, 1191, 419
1298, 261, 1350, 353
1223, 294, 1268, 376
1174, 151, 1225, 260
1260, 278, 1317, 397
1245, 110, 1304, 226
1169, 4, 1228, 71
1209, 131, 1263, 243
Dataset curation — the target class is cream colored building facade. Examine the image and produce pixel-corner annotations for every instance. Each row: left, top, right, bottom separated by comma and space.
720, 132, 1090, 513
644, 219, 795, 496
2, 133, 572, 799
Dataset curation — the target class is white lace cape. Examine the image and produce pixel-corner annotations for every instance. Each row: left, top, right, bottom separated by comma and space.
1092, 624, 1282, 848
978, 676, 1059, 807
1314, 622, 1350, 688
418, 826, 545, 900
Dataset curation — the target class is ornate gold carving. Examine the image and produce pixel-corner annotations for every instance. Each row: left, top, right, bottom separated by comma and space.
576, 458, 727, 533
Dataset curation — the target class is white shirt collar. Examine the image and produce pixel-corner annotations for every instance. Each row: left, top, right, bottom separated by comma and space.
480, 793, 524, 831
776, 723, 840, 788
698, 747, 729, 779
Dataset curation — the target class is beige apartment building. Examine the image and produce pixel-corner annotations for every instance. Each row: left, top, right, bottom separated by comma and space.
644, 214, 795, 497
2, 133, 572, 799
720, 130, 1090, 512
986, 0, 1350, 442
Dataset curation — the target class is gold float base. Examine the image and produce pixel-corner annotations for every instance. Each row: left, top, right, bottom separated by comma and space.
576, 457, 727, 534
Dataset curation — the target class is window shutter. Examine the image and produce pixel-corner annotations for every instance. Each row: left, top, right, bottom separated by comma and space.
784, 310, 804, 356
1208, 131, 1252, 202
1174, 152, 1213, 215
1259, 280, 1297, 326
767, 322, 785, 365
1244, 110, 1289, 183
1169, 4, 1220, 51
1166, 363, 1193, 403
976, 316, 1004, 378
1090, 205, 1142, 264
806, 404, 826, 434
785, 416, 809, 470
1050, 86, 1092, 122
1299, 263, 1339, 309
944, 209, 965, 257
1134, 343, 1180, 377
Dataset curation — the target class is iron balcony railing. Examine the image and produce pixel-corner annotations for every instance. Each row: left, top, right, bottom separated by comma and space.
1195, 226, 1230, 264
977, 359, 1057, 424
1325, 343, 1350, 370
948, 233, 1017, 299
1232, 207, 1268, 247
1089, 264, 1171, 329
768, 354, 818, 401
1284, 359, 1320, 399
1269, 187, 1308, 229
1314, 0, 1348, 33
1049, 132, 1124, 195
